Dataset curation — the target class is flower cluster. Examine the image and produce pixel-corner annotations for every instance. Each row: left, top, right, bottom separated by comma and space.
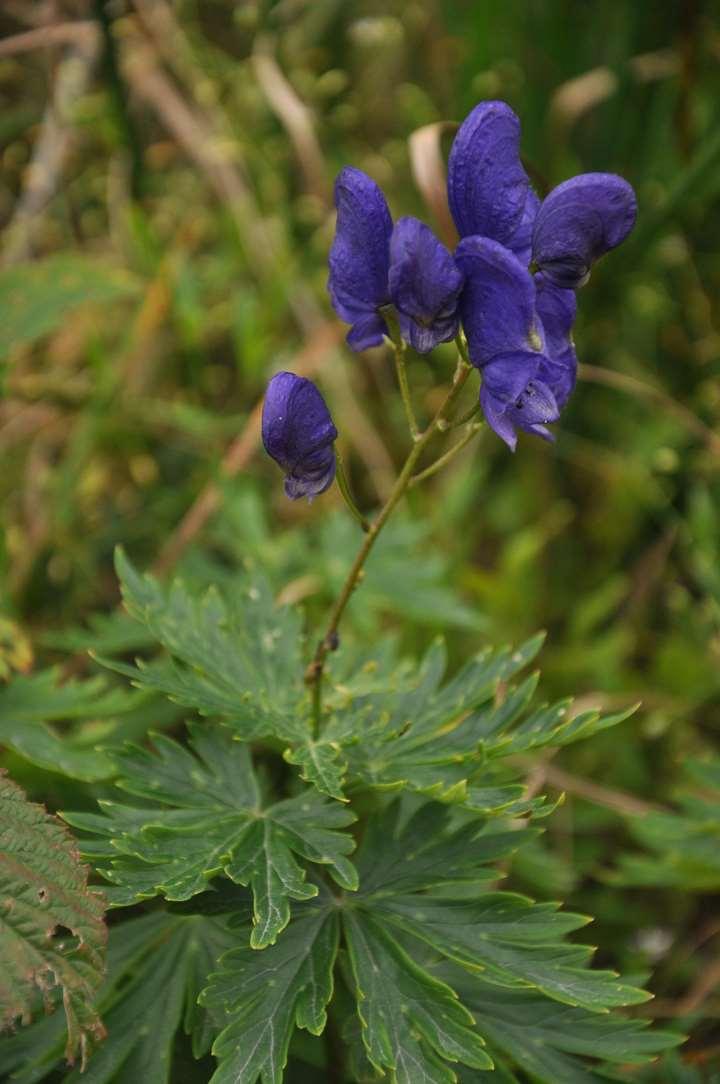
262, 99, 637, 497
327, 100, 637, 450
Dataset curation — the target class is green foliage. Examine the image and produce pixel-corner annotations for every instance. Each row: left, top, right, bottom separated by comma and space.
203, 900, 339, 1084
329, 636, 635, 812
0, 256, 138, 360
0, 911, 235, 1084
64, 724, 357, 948
613, 759, 720, 890
103, 549, 306, 738
0, 669, 139, 781
0, 566, 675, 1081
3, 1, 719, 1077
0, 771, 106, 1067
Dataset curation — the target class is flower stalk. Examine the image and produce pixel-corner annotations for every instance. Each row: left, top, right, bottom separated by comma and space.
335, 450, 370, 532
408, 420, 483, 488
305, 349, 473, 732
381, 305, 420, 441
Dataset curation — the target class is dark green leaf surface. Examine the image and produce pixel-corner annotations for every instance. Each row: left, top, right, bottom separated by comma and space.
202, 902, 339, 1084
329, 636, 633, 811
338, 800, 669, 1082
0, 669, 139, 780
109, 550, 306, 742
447, 968, 682, 1083
63, 724, 357, 947
344, 912, 493, 1082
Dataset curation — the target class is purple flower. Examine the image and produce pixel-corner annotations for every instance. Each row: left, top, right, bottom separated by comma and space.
448, 100, 536, 262
262, 372, 338, 500
327, 167, 393, 351
534, 273, 577, 408
328, 170, 464, 355
388, 217, 464, 353
455, 237, 560, 450
531, 173, 637, 289
447, 101, 637, 288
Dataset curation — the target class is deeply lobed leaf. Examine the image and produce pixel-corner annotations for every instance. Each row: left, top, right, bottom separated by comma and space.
202, 901, 339, 1084
63, 724, 357, 948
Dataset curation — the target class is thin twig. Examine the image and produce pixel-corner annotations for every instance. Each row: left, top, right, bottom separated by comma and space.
652, 954, 720, 1017
0, 21, 97, 58
393, 342, 420, 440
119, 24, 322, 335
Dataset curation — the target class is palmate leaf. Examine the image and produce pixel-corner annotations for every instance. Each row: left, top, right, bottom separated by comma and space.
63, 724, 357, 948
103, 552, 351, 797
327, 636, 634, 811
0, 771, 106, 1067
202, 898, 338, 1084
0, 669, 139, 781
0, 911, 236, 1084
105, 549, 305, 741
341, 800, 661, 1083
195, 800, 676, 1084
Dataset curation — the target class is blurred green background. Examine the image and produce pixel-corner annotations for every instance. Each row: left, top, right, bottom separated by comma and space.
1, 1, 720, 1076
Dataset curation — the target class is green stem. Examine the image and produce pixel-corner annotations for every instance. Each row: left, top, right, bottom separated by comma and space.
305, 351, 473, 733
408, 422, 483, 488
448, 401, 481, 429
394, 342, 420, 440
381, 305, 420, 440
335, 450, 370, 532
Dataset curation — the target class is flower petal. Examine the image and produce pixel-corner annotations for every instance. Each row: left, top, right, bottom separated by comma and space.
346, 312, 388, 351
481, 370, 559, 450
389, 216, 464, 353
262, 372, 338, 500
447, 101, 531, 245
284, 456, 336, 500
328, 166, 392, 320
506, 189, 540, 265
532, 172, 637, 288
455, 236, 543, 365
535, 273, 578, 408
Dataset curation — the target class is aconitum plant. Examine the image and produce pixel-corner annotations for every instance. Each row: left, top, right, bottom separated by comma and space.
0, 101, 678, 1084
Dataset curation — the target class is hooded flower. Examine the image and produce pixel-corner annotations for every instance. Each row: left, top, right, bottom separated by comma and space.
531, 173, 637, 289
388, 216, 464, 353
447, 100, 637, 288
327, 167, 393, 351
328, 169, 464, 354
455, 236, 560, 450
262, 372, 338, 500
